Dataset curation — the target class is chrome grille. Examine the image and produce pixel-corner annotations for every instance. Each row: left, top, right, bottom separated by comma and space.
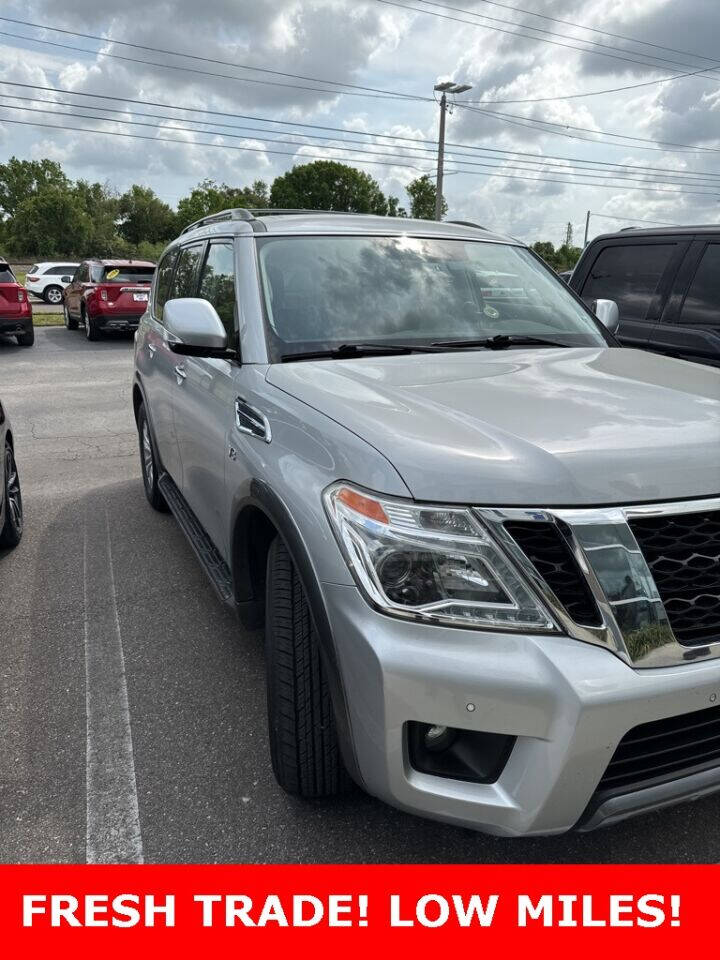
628, 511, 720, 647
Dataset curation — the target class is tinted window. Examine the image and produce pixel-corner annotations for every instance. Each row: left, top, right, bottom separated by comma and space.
101, 266, 154, 283
0, 264, 15, 283
30, 264, 39, 274
581, 243, 675, 321
90, 264, 103, 282
48, 265, 77, 275
679, 244, 720, 325
198, 242, 236, 346
170, 244, 204, 299
257, 236, 608, 358
154, 249, 178, 323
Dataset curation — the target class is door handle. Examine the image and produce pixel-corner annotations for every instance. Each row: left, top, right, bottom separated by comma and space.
147, 342, 156, 357
174, 363, 187, 384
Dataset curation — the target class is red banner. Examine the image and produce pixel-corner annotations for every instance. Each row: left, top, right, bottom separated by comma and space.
0, 864, 708, 957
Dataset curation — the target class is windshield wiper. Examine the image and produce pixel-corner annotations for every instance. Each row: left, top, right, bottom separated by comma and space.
431, 334, 571, 350
281, 342, 441, 362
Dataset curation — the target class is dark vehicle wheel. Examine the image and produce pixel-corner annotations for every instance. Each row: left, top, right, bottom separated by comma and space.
138, 404, 168, 512
84, 308, 100, 341
63, 303, 78, 330
16, 328, 34, 347
44, 285, 63, 305
265, 537, 349, 798
0, 440, 23, 548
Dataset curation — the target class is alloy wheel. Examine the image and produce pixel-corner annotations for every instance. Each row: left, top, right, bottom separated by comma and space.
47, 287, 63, 304
4, 445, 22, 535
142, 420, 154, 488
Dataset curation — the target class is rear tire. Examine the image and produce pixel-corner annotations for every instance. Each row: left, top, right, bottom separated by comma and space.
137, 404, 168, 512
84, 308, 100, 341
265, 537, 349, 798
63, 304, 78, 330
44, 285, 63, 305
16, 328, 34, 347
0, 440, 23, 548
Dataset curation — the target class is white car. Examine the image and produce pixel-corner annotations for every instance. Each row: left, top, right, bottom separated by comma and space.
25, 262, 80, 304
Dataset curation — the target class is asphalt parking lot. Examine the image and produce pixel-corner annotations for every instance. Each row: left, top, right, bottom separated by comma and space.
1, 326, 718, 863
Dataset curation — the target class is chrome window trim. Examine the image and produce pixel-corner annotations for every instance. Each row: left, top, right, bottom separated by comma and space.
476, 496, 720, 669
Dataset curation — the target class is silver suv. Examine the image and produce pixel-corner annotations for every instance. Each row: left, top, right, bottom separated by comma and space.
132, 209, 720, 836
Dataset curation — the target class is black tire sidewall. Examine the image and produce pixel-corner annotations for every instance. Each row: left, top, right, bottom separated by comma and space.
0, 441, 23, 548
137, 405, 167, 511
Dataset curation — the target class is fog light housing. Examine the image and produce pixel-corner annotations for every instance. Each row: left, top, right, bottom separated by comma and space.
407, 721, 515, 784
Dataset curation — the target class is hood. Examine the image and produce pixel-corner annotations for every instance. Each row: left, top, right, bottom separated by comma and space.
267, 347, 720, 506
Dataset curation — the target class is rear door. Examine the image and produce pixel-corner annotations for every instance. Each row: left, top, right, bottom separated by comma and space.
573, 238, 687, 347
649, 238, 720, 366
65, 263, 87, 318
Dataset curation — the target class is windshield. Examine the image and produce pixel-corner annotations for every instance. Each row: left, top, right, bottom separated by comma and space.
257, 235, 610, 359
98, 266, 155, 283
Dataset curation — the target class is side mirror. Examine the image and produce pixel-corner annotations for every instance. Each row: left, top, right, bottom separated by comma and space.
61, 276, 72, 284
593, 298, 620, 334
164, 298, 228, 357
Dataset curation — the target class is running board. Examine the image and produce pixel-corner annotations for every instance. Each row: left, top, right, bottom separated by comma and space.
158, 473, 234, 605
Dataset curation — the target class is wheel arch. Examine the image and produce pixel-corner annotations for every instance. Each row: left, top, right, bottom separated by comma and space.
231, 479, 364, 788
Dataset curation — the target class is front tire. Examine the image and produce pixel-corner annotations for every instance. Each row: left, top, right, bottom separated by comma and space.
16, 328, 34, 347
137, 404, 168, 512
63, 304, 78, 330
0, 440, 23, 548
84, 308, 100, 341
265, 537, 349, 798
44, 285, 63, 305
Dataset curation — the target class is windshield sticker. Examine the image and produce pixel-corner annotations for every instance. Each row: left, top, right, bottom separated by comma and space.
106, 268, 120, 279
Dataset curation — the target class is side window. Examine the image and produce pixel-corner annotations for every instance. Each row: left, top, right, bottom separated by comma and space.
153, 249, 178, 324
198, 241, 236, 346
581, 244, 675, 321
74, 264, 87, 283
90, 264, 104, 283
678, 244, 720, 325
170, 244, 204, 299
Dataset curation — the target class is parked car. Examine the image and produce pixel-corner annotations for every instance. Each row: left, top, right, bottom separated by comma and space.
0, 260, 33, 347
570, 225, 720, 366
24, 261, 79, 304
133, 209, 720, 837
0, 399, 23, 549
63, 259, 155, 340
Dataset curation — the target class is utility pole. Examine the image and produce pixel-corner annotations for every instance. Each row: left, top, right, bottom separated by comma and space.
584, 210, 591, 246
565, 221, 573, 247
433, 80, 473, 221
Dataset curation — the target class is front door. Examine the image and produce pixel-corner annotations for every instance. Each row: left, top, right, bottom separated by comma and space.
173, 239, 239, 555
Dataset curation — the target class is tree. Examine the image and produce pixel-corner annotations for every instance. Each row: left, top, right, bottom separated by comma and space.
118, 185, 176, 244
406, 174, 445, 220
75, 180, 120, 255
531, 240, 582, 272
387, 196, 406, 217
7, 184, 92, 257
0, 157, 68, 220
269, 160, 389, 214
176, 178, 269, 230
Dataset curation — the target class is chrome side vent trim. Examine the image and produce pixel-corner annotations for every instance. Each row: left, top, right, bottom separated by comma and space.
235, 397, 272, 443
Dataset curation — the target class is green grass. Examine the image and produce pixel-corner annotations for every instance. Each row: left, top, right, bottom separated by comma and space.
15, 270, 26, 286
33, 313, 64, 326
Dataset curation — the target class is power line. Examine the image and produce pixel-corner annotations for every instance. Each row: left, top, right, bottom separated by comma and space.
413, 0, 720, 68
5, 97, 720, 191
3, 78, 720, 183
458, 103, 720, 155
370, 0, 720, 81
0, 29, 427, 103
0, 15, 427, 103
3, 110, 720, 199
1, 12, 711, 111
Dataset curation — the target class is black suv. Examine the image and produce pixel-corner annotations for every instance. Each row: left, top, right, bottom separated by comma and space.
570, 225, 720, 366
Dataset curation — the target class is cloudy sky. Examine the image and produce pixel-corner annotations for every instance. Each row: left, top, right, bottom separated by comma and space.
1, 0, 719, 245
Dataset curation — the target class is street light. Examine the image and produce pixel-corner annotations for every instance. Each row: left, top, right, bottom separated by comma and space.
434, 80, 473, 221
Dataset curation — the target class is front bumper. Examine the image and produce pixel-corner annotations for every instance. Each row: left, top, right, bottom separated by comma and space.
322, 581, 720, 836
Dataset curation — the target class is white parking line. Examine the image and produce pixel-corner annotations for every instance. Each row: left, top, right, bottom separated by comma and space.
83, 508, 144, 863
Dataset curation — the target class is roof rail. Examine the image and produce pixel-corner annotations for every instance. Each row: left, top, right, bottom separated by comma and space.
447, 219, 487, 230
180, 207, 255, 235
248, 208, 367, 217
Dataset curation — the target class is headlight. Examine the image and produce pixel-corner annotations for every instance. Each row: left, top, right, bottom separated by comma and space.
323, 483, 556, 632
